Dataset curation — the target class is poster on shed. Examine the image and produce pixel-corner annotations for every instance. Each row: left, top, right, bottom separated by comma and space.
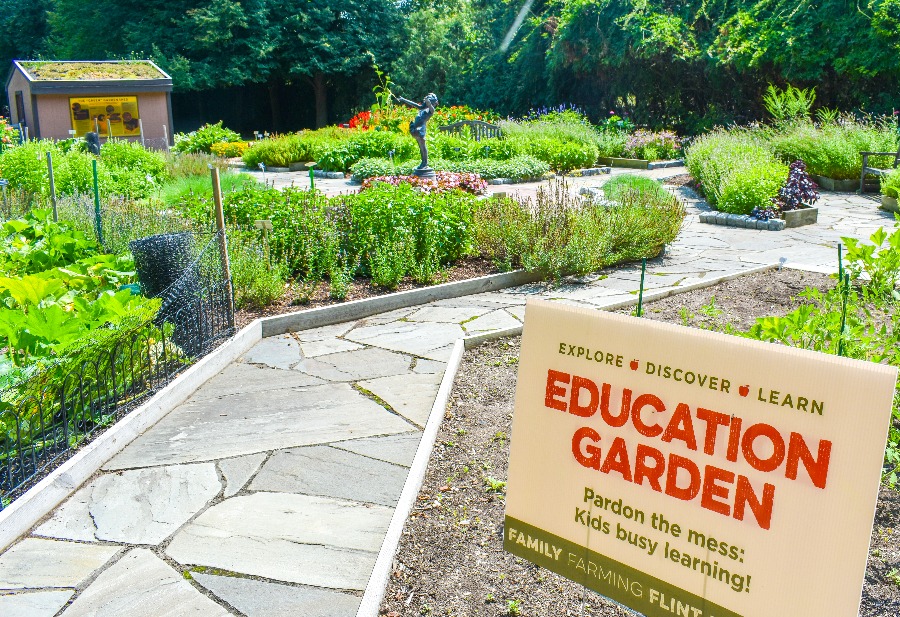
504, 299, 897, 617
69, 96, 141, 137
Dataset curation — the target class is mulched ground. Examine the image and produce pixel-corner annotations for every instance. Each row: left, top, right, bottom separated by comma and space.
234, 257, 498, 328
380, 267, 899, 617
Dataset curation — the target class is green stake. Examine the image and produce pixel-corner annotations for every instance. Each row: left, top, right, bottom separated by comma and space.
636, 258, 647, 317
309, 168, 315, 192
92, 159, 102, 246
838, 273, 849, 356
837, 243, 843, 282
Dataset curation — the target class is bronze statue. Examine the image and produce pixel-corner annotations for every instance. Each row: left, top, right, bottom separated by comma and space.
394, 93, 438, 177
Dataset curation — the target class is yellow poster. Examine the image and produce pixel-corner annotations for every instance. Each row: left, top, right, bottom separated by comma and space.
505, 299, 897, 617
69, 96, 141, 138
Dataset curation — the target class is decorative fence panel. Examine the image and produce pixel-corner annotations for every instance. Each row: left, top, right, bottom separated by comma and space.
0, 231, 233, 510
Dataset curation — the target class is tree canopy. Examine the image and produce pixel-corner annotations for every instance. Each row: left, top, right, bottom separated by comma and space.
2, 0, 898, 131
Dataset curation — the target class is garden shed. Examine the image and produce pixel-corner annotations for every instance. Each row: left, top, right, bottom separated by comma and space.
5, 60, 173, 147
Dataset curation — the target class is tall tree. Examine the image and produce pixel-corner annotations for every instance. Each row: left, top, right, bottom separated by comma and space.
268, 0, 404, 127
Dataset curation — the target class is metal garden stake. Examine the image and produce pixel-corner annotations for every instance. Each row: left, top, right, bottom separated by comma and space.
211, 166, 235, 328
47, 152, 58, 222
636, 258, 647, 317
92, 159, 103, 245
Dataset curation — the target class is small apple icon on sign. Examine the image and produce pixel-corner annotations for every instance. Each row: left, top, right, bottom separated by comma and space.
630, 360, 639, 371
739, 385, 750, 397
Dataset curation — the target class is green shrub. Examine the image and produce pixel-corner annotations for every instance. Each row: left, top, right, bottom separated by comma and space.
0, 140, 59, 194
602, 175, 669, 202
241, 134, 308, 168
718, 162, 787, 214
228, 230, 288, 309
173, 121, 241, 154
768, 119, 898, 180
685, 129, 788, 214
595, 131, 629, 158
474, 179, 685, 278
350, 157, 400, 180
623, 130, 683, 161
158, 172, 256, 205
54, 150, 111, 196
166, 152, 227, 179
882, 168, 900, 199
502, 117, 602, 170
101, 140, 169, 198
316, 130, 416, 172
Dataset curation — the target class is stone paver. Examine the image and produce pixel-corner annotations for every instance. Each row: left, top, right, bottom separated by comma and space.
250, 445, 408, 506
5, 167, 894, 615
106, 383, 413, 468
0, 538, 119, 590
166, 492, 392, 590
192, 574, 361, 617
358, 372, 443, 427
61, 549, 229, 617
294, 346, 412, 381
219, 453, 267, 498
188, 363, 324, 402
36, 463, 220, 544
331, 433, 423, 467
0, 590, 74, 617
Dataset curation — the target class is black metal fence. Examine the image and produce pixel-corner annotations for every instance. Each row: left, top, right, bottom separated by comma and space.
0, 231, 234, 510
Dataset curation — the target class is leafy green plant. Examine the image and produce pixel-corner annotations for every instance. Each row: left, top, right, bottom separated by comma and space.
602, 174, 669, 202
768, 118, 898, 180
484, 476, 507, 493
881, 168, 900, 199
506, 599, 522, 616
228, 231, 287, 310
763, 84, 816, 124
475, 179, 684, 278
685, 129, 788, 214
744, 227, 900, 485
173, 122, 242, 154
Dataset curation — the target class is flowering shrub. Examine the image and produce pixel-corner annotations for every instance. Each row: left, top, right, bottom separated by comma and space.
345, 104, 499, 133
521, 104, 586, 122
361, 171, 487, 195
0, 118, 18, 147
772, 160, 819, 211
172, 122, 241, 154
624, 130, 683, 161
598, 111, 635, 133
210, 141, 252, 158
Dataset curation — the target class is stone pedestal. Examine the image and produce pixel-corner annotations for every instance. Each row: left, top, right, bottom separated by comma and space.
412, 167, 436, 179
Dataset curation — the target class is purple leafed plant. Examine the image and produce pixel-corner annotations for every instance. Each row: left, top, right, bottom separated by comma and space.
772, 160, 819, 212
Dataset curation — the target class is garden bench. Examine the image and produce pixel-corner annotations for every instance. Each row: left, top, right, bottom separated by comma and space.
859, 148, 900, 192
439, 120, 502, 141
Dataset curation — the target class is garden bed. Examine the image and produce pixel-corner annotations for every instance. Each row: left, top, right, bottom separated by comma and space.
234, 257, 498, 328
380, 268, 899, 617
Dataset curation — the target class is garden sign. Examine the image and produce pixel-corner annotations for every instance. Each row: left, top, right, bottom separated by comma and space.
504, 299, 897, 617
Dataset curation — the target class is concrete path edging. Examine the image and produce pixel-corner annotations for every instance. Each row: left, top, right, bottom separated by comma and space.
0, 321, 264, 554
261, 270, 541, 337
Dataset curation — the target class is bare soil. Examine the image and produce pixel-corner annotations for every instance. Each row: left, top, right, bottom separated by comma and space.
380, 268, 899, 617
234, 257, 498, 328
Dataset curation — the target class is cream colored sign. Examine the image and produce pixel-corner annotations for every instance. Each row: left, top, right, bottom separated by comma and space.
504, 299, 897, 617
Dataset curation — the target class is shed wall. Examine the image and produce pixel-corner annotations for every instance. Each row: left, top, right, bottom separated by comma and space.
32, 91, 171, 146
6, 70, 32, 129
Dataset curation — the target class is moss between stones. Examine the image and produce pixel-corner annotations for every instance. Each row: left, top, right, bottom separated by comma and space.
21, 61, 164, 81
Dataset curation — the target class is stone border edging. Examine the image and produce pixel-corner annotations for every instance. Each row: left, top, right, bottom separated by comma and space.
261, 269, 542, 337
356, 339, 466, 617
0, 321, 264, 553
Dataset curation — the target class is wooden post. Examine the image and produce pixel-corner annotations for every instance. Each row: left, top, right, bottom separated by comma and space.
106, 119, 113, 142
46, 152, 58, 222
211, 166, 234, 328
163, 125, 170, 152
138, 119, 145, 147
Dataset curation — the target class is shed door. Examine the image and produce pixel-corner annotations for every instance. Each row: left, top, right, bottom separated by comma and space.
14, 91, 25, 124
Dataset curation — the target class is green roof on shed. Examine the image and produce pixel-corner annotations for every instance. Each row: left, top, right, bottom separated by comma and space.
18, 61, 167, 81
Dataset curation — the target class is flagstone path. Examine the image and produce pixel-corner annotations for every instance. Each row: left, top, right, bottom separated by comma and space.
0, 170, 894, 616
